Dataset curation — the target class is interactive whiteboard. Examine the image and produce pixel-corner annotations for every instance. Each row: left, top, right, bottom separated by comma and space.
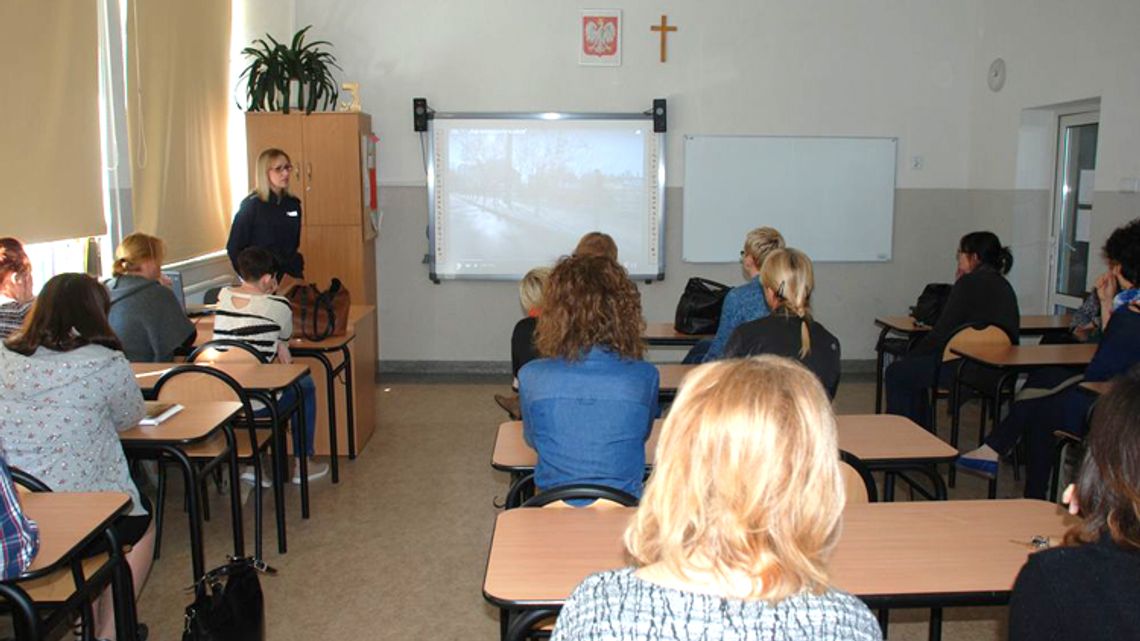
429, 116, 664, 280
682, 135, 897, 263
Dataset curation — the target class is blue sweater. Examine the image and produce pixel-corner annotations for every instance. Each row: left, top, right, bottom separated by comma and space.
519, 348, 658, 497
704, 277, 770, 362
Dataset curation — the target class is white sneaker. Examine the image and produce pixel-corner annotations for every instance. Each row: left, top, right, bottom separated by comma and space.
239, 467, 274, 489
292, 461, 329, 485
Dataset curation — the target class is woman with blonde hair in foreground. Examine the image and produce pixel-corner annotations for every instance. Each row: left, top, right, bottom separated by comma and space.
551, 356, 880, 641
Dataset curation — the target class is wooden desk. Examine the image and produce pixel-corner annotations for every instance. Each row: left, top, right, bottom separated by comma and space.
120, 402, 244, 580
484, 500, 1076, 641
133, 362, 309, 392
656, 363, 692, 399
643, 322, 711, 347
948, 343, 1096, 369
191, 305, 378, 469
947, 343, 1096, 498
493, 414, 956, 502
2, 492, 137, 641
133, 362, 311, 552
871, 314, 1073, 413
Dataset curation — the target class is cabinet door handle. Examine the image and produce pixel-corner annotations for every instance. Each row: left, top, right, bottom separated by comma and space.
306, 162, 313, 191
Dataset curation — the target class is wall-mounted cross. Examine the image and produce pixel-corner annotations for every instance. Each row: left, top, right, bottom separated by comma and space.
650, 15, 677, 63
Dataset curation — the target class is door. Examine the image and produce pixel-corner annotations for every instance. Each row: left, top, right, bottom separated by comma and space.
301, 114, 364, 226
1047, 111, 1098, 312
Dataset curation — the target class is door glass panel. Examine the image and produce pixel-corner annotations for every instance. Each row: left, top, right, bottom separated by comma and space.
1054, 122, 1097, 299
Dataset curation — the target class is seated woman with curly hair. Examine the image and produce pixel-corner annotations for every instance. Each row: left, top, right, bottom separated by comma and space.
519, 254, 658, 498
551, 357, 880, 640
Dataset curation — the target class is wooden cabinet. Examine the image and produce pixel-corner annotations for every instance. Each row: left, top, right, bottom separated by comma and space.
245, 113, 377, 305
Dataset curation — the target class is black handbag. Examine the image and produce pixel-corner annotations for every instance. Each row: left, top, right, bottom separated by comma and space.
910, 283, 952, 326
674, 277, 730, 335
183, 557, 275, 641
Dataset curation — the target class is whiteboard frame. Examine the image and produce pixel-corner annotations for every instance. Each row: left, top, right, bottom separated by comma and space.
426, 111, 666, 282
681, 134, 898, 263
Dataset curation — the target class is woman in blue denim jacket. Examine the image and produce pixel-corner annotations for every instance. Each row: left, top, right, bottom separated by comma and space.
519, 254, 659, 498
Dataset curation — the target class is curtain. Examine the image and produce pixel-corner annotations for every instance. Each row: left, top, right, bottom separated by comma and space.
0, 1, 104, 243
127, 0, 233, 262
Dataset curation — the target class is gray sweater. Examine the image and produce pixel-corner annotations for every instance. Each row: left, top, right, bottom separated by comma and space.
106, 275, 196, 362
551, 568, 881, 641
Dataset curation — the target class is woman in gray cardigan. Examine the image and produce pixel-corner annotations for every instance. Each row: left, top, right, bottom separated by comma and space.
0, 273, 153, 641
105, 232, 196, 362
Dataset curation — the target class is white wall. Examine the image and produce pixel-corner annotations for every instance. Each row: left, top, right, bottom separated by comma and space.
968, 0, 1140, 257
282, 0, 1140, 365
298, 0, 980, 188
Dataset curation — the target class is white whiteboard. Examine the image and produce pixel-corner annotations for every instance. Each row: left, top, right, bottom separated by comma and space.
682, 136, 897, 262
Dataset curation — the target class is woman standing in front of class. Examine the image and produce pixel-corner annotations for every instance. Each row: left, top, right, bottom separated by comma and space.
226, 148, 305, 290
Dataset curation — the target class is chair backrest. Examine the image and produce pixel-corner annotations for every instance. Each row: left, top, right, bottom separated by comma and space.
9, 467, 50, 493
152, 365, 255, 417
941, 323, 1014, 362
188, 339, 269, 365
521, 483, 639, 509
839, 450, 877, 504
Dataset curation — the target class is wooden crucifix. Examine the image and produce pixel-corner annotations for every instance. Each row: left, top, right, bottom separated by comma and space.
650, 15, 677, 63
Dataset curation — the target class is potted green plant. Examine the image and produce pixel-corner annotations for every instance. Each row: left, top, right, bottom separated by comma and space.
239, 26, 341, 114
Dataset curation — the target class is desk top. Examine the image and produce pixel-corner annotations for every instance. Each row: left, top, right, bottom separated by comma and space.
643, 323, 711, 345
190, 306, 374, 351
656, 363, 693, 393
493, 414, 955, 471
875, 315, 1071, 335
19, 492, 131, 577
949, 343, 1096, 369
132, 362, 309, 392
118, 401, 242, 444
483, 499, 1076, 607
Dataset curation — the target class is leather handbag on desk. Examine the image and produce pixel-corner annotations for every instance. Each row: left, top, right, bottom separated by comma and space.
286, 278, 351, 341
674, 277, 730, 335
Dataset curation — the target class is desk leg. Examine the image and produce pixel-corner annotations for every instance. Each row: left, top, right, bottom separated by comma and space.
948, 366, 964, 489
256, 391, 288, 554
342, 344, 357, 460
874, 326, 891, 414
928, 607, 943, 641
305, 351, 341, 483
877, 609, 890, 639
105, 527, 140, 641
164, 445, 206, 582
220, 422, 245, 557
295, 382, 311, 519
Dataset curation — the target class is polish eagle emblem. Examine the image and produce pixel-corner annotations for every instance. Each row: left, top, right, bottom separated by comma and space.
583, 17, 618, 56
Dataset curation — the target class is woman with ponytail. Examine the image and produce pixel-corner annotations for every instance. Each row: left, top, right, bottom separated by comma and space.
724, 248, 841, 398
885, 231, 1020, 424
105, 232, 196, 362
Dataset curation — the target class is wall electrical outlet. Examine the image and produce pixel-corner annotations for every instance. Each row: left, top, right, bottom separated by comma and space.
911, 155, 925, 170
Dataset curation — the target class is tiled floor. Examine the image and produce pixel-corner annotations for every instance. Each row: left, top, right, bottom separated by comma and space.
134, 373, 1036, 640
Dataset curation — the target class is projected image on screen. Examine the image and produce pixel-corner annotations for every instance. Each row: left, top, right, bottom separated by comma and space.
430, 119, 663, 279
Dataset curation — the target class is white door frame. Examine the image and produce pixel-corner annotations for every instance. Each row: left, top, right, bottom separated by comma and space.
1046, 110, 1099, 312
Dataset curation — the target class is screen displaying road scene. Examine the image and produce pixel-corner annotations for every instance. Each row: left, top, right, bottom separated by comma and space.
430, 118, 663, 279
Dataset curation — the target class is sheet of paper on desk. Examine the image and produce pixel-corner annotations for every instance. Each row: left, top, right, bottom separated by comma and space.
140, 402, 183, 426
